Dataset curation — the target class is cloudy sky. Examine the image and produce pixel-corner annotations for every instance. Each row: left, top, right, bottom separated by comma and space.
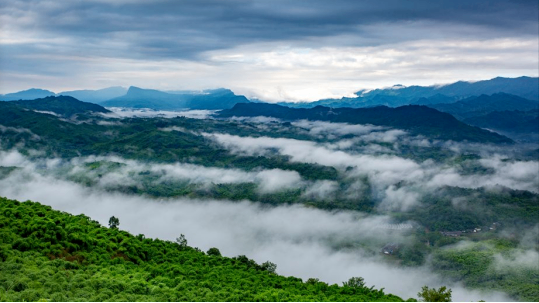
1, 0, 537, 101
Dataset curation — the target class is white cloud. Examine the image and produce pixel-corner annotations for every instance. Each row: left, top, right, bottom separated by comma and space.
493, 250, 539, 272
255, 169, 303, 193
379, 186, 421, 212
302, 180, 339, 200
102, 108, 216, 119
2, 36, 536, 101
62, 155, 306, 194
292, 120, 384, 138
0, 150, 28, 166
206, 133, 539, 193
0, 161, 510, 301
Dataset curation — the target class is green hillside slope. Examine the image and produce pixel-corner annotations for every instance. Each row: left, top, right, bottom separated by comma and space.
0, 197, 407, 302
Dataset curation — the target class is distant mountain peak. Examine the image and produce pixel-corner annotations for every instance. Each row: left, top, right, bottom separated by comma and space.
126, 86, 144, 93
0, 88, 56, 101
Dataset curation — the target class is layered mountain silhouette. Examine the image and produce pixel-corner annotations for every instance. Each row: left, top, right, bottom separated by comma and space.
218, 103, 513, 143
1, 87, 249, 110
101, 87, 249, 110
1, 76, 536, 118
280, 76, 538, 108
58, 87, 128, 103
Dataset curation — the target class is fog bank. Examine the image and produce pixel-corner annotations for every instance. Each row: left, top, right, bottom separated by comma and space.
0, 153, 512, 301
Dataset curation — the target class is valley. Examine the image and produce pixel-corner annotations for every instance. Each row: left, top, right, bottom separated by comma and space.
1, 84, 538, 300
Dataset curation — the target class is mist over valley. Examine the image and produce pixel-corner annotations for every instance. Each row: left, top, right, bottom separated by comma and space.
1, 0, 538, 301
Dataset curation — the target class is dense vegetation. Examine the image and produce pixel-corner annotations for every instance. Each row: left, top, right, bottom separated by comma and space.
430, 240, 539, 302
0, 101, 337, 182
0, 197, 408, 302
1, 96, 538, 301
401, 186, 539, 231
1, 99, 537, 226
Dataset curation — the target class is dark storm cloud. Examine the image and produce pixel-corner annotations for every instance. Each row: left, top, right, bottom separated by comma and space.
2, 0, 537, 59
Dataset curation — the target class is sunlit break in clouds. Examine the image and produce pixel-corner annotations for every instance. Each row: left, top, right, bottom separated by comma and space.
0, 0, 537, 101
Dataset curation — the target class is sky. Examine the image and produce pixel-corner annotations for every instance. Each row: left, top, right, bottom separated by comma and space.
0, 0, 538, 101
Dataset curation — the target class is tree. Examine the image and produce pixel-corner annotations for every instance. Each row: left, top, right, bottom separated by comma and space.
343, 277, 366, 289
176, 234, 188, 248
261, 261, 277, 274
207, 247, 221, 256
417, 286, 452, 302
108, 216, 119, 229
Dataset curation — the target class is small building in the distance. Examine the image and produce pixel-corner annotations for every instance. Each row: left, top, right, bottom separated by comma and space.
381, 243, 400, 255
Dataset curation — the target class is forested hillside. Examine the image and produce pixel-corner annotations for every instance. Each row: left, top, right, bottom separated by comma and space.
0, 95, 537, 301
0, 197, 407, 302
219, 103, 513, 143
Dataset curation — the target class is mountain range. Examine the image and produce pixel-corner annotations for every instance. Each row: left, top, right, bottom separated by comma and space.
101, 87, 250, 110
1, 76, 537, 141
280, 76, 538, 108
2, 76, 536, 111
0, 86, 250, 110
57, 86, 128, 103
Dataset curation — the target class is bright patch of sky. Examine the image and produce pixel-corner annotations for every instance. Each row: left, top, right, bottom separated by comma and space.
0, 0, 537, 101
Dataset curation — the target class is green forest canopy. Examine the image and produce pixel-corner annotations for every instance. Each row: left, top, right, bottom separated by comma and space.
0, 197, 411, 302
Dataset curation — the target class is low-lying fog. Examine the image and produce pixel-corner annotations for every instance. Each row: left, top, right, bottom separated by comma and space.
0, 150, 519, 301
2, 117, 537, 301
102, 108, 217, 119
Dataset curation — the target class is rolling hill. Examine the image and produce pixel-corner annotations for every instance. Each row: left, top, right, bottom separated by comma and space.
0, 197, 406, 301
218, 103, 513, 143
8, 96, 110, 118
428, 93, 538, 119
462, 110, 539, 143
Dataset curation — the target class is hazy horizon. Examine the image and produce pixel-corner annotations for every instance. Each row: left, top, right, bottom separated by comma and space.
1, 0, 537, 101
2, 74, 537, 103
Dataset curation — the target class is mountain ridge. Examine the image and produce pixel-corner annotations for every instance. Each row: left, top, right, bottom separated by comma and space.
8, 95, 110, 118
58, 86, 128, 103
218, 103, 513, 143
101, 86, 250, 110
427, 93, 539, 119
280, 76, 539, 108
